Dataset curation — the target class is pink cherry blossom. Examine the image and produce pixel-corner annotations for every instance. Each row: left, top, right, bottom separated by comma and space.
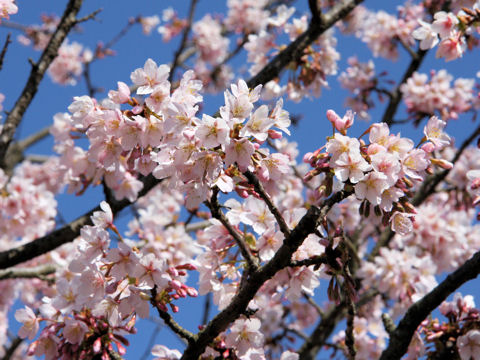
424, 116, 451, 150
15, 307, 39, 340
355, 171, 389, 205
131, 58, 170, 95
457, 330, 480, 360
0, 0, 18, 21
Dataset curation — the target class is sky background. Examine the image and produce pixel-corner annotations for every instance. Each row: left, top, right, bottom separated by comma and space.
1, 0, 479, 359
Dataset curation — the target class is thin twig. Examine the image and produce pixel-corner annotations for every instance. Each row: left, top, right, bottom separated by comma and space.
16, 126, 51, 150
244, 170, 291, 237
152, 301, 196, 345
297, 289, 379, 360
206, 188, 259, 272
0, 0, 87, 168
302, 292, 324, 317
74, 8, 102, 24
381, 48, 427, 126
181, 189, 352, 359
168, 0, 198, 83
0, 33, 12, 71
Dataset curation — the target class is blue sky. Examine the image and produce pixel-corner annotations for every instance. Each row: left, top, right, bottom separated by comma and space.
1, 0, 480, 358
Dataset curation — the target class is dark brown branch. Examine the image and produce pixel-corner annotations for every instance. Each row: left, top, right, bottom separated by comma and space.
381, 48, 427, 126
1, 336, 23, 360
379, 249, 480, 360
297, 290, 378, 360
181, 189, 352, 359
168, 0, 198, 83
412, 122, 480, 207
244, 170, 291, 237
3, 126, 51, 172
381, 313, 396, 335
344, 267, 356, 360
308, 0, 321, 22
0, 0, 87, 169
0, 264, 56, 280
246, 0, 364, 89
288, 255, 327, 268
0, 174, 160, 269
0, 33, 12, 72
206, 188, 259, 272
152, 302, 196, 344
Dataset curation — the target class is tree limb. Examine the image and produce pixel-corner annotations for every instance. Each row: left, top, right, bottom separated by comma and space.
0, 264, 56, 280
206, 187, 259, 272
181, 189, 352, 359
0, 33, 11, 72
0, 174, 160, 269
244, 170, 291, 237
379, 249, 480, 360
0, 0, 87, 168
168, 0, 198, 83
381, 48, 427, 126
246, 0, 364, 89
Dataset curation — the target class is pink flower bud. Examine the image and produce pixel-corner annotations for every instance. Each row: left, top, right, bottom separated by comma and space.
132, 105, 143, 114
431, 158, 453, 169
327, 109, 354, 134
268, 129, 282, 139
421, 142, 435, 153
303, 152, 313, 163
93, 337, 102, 353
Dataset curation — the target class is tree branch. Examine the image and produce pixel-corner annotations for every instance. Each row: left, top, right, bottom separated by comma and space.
0, 174, 160, 269
152, 302, 196, 345
381, 48, 427, 126
379, 249, 480, 360
246, 0, 364, 89
287, 254, 327, 268
168, 0, 198, 83
181, 189, 352, 359
0, 33, 12, 72
297, 289, 378, 360
244, 170, 291, 237
0, 264, 56, 280
206, 188, 259, 272
0, 0, 87, 168
1, 336, 23, 360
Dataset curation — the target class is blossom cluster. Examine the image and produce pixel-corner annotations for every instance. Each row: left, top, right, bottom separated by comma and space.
400, 69, 476, 120
51, 58, 292, 210
411, 293, 480, 359
14, 195, 198, 359
412, 5, 480, 61
341, 3, 424, 60
338, 57, 377, 121
0, 160, 60, 246
306, 111, 454, 236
